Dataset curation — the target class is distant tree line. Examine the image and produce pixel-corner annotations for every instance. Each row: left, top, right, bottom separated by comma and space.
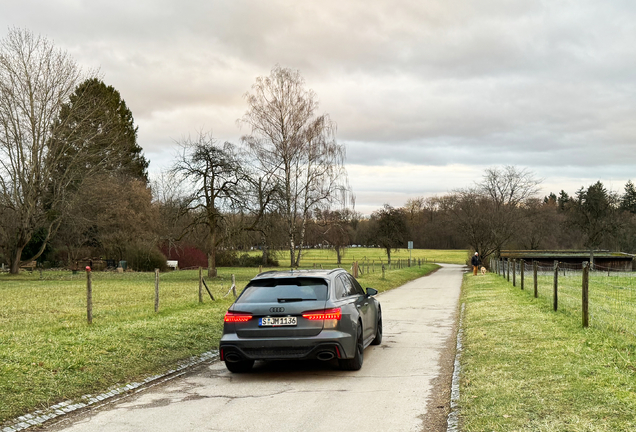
2, 29, 633, 275
344, 167, 636, 266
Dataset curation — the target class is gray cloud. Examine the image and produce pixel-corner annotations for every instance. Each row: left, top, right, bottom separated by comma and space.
2, 0, 636, 210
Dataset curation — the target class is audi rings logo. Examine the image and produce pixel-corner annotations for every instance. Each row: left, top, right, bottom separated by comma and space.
269, 307, 285, 313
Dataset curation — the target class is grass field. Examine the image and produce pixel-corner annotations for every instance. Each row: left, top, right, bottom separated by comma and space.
293, 247, 468, 266
498, 262, 636, 341
460, 273, 636, 431
0, 253, 440, 423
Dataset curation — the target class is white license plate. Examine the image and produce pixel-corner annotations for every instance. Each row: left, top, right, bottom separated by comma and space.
259, 316, 297, 327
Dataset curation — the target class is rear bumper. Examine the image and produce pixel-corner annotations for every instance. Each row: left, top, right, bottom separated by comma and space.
220, 330, 356, 361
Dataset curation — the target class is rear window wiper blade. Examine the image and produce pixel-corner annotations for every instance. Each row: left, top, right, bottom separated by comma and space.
277, 298, 316, 303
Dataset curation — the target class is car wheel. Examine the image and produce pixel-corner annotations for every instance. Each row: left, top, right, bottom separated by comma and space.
371, 311, 382, 345
339, 323, 364, 371
225, 359, 254, 373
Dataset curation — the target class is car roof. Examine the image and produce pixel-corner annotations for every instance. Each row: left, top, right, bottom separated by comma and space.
251, 268, 346, 282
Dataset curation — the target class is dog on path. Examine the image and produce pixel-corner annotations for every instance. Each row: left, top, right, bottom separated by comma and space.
480, 266, 487, 275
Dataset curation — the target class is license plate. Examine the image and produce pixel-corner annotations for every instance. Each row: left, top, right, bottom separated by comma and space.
259, 316, 297, 327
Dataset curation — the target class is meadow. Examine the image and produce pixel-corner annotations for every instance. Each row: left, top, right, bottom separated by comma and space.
500, 262, 636, 340
0, 248, 458, 423
460, 272, 636, 431
294, 247, 469, 266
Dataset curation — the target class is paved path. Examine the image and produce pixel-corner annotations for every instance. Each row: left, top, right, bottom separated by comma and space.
45, 264, 464, 432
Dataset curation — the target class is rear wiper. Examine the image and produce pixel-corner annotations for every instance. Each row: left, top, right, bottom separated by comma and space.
277, 298, 316, 303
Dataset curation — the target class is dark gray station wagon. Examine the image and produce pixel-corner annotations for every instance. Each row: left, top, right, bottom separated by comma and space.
219, 269, 382, 372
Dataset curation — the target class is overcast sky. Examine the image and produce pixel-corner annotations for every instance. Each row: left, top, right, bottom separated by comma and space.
3, 0, 635, 214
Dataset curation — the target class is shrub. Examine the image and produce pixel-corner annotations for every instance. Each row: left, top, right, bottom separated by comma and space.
125, 245, 168, 272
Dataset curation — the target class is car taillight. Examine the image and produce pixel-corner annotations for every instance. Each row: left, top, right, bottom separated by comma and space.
302, 307, 342, 321
224, 311, 253, 322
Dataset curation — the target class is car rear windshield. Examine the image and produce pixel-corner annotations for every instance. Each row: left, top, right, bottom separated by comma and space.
237, 277, 329, 303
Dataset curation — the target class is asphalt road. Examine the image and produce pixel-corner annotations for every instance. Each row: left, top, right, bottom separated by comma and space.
45, 264, 464, 432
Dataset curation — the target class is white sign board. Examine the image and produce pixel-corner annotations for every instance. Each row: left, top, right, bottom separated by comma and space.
408, 241, 413, 250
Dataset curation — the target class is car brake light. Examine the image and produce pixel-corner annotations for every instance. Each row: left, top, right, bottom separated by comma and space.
302, 307, 342, 321
224, 311, 253, 322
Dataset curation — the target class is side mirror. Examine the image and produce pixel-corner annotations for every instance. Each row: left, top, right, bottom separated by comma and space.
366, 288, 378, 296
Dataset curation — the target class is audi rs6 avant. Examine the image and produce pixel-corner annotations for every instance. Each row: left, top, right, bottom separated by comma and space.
219, 269, 382, 372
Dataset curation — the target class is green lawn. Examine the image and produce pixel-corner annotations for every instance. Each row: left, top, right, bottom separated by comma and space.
294, 247, 468, 266
460, 273, 636, 431
497, 263, 636, 340
0, 255, 439, 423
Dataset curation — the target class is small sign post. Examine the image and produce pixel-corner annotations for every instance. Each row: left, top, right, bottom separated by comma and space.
408, 241, 413, 266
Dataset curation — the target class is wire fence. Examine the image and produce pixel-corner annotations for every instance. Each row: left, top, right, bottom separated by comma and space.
492, 258, 636, 340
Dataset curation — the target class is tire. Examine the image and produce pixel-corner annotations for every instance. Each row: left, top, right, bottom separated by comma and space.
225, 359, 254, 373
371, 311, 382, 345
339, 323, 364, 371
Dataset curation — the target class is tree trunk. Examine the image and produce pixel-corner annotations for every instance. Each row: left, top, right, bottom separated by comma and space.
294, 210, 310, 267
10, 245, 24, 274
261, 244, 269, 266
386, 248, 392, 264
335, 246, 342, 264
207, 250, 217, 278
289, 233, 295, 268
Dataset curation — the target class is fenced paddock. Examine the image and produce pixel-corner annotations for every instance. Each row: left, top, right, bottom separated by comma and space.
493, 258, 636, 340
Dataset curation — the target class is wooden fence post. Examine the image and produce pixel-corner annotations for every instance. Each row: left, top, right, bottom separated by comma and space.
507, 259, 510, 281
533, 260, 538, 298
582, 261, 589, 328
86, 267, 92, 324
232, 274, 237, 298
154, 268, 160, 313
553, 260, 559, 311
198, 267, 203, 303
353, 261, 359, 278
382, 264, 386, 279
520, 259, 525, 290
258, 265, 262, 274
513, 259, 516, 287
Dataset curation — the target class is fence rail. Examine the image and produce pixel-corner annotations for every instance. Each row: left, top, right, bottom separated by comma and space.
491, 257, 636, 340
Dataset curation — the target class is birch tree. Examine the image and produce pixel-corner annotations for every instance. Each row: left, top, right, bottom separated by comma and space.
0, 29, 91, 273
240, 66, 348, 267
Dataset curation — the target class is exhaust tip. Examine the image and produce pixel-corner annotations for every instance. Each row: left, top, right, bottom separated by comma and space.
225, 353, 242, 363
317, 351, 335, 361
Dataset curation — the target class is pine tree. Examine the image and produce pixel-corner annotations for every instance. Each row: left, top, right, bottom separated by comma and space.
52, 78, 148, 183
621, 180, 636, 213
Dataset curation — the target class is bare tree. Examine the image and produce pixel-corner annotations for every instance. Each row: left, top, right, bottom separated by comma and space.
447, 166, 542, 262
315, 208, 353, 264
479, 166, 541, 208
0, 28, 105, 273
170, 132, 247, 277
240, 66, 348, 267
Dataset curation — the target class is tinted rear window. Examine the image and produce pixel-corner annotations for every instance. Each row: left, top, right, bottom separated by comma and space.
237, 277, 329, 303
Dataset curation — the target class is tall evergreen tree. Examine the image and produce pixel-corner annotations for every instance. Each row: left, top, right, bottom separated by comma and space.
621, 180, 636, 213
557, 190, 570, 211
52, 78, 148, 183
568, 181, 619, 249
